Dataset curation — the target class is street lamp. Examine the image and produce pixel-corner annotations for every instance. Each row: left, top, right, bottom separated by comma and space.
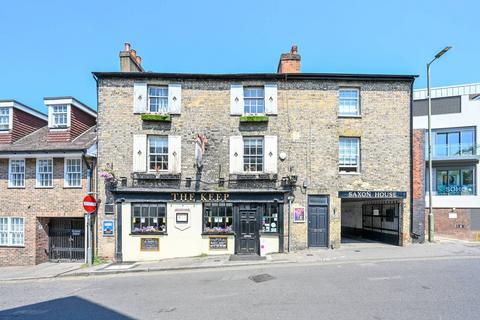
427, 46, 452, 243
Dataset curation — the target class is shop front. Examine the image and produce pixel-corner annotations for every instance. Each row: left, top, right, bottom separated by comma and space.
339, 191, 407, 245
113, 190, 285, 262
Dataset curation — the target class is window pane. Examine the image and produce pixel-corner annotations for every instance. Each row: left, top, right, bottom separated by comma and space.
9, 160, 25, 187
148, 136, 168, 171
339, 89, 360, 116
37, 159, 53, 187
244, 87, 265, 114
339, 138, 359, 172
203, 203, 233, 233
243, 137, 264, 172
0, 108, 10, 130
65, 159, 81, 187
131, 203, 167, 233
148, 86, 168, 113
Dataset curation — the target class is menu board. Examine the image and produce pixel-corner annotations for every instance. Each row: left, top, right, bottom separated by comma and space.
209, 236, 228, 250
140, 238, 159, 251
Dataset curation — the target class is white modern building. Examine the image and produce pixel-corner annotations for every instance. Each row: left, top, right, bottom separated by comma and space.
413, 83, 480, 240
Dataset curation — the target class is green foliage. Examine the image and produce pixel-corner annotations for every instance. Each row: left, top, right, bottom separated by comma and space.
141, 114, 171, 122
239, 115, 269, 123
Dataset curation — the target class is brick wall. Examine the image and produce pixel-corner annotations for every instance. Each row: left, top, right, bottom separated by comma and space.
0, 158, 92, 266
412, 129, 425, 241
96, 77, 412, 258
426, 208, 478, 240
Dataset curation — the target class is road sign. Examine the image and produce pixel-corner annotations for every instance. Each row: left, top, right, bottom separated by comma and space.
83, 195, 97, 214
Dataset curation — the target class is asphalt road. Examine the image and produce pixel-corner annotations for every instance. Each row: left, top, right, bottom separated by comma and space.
0, 257, 479, 320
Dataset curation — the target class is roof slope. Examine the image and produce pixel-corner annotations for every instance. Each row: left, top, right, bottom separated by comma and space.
0, 126, 97, 153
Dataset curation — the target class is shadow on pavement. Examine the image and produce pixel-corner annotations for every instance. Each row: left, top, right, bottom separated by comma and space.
0, 296, 134, 320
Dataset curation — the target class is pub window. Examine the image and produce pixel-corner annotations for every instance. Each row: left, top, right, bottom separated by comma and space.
262, 204, 279, 233
203, 202, 233, 234
339, 137, 360, 173
132, 203, 167, 234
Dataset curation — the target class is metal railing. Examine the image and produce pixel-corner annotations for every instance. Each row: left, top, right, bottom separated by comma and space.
426, 143, 480, 159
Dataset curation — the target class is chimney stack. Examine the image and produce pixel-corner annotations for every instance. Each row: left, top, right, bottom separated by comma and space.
119, 43, 144, 72
277, 45, 301, 73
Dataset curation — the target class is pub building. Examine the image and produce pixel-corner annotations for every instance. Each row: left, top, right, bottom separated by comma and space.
93, 43, 416, 262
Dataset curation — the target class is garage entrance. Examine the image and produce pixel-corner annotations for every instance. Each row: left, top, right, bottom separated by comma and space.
48, 218, 85, 262
341, 199, 400, 245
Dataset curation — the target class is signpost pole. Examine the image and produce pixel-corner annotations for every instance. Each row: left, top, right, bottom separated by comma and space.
87, 213, 93, 266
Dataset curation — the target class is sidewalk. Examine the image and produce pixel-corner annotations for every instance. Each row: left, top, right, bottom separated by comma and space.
1, 238, 479, 282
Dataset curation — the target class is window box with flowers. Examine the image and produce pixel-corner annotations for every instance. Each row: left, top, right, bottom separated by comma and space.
202, 202, 234, 235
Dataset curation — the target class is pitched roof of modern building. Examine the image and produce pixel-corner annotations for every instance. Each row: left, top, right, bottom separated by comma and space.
93, 71, 417, 82
0, 126, 97, 154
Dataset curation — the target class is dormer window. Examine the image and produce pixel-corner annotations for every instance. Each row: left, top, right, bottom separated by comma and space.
0, 107, 10, 131
52, 105, 68, 128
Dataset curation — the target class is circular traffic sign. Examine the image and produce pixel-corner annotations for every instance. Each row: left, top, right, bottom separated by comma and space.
83, 195, 97, 214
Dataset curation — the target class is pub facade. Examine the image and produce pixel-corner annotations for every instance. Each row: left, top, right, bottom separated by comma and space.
94, 44, 415, 262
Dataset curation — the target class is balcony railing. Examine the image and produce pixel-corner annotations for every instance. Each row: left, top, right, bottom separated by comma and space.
425, 143, 480, 159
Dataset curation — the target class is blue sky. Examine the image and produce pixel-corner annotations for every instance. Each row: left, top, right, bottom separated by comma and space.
0, 0, 478, 113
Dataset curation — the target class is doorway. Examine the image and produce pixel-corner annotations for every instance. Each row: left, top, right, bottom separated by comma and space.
308, 196, 329, 247
234, 204, 260, 255
48, 218, 85, 262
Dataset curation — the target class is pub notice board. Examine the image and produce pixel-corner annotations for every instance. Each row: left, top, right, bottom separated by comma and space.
140, 238, 159, 251
209, 236, 228, 250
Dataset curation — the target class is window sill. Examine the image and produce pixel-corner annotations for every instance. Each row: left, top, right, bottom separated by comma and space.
338, 172, 361, 175
35, 186, 54, 189
0, 130, 10, 133
130, 232, 167, 236
202, 232, 235, 236
64, 186, 82, 189
133, 172, 181, 180
338, 115, 362, 119
230, 173, 277, 181
7, 186, 25, 189
49, 127, 69, 131
0, 245, 25, 248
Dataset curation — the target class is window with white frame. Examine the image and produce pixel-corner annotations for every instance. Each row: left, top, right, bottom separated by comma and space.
0, 108, 10, 130
8, 159, 25, 187
339, 137, 360, 172
243, 137, 264, 172
339, 89, 360, 116
0, 217, 24, 246
36, 159, 53, 187
148, 136, 168, 171
148, 86, 169, 113
65, 158, 81, 187
52, 105, 68, 127
244, 87, 265, 115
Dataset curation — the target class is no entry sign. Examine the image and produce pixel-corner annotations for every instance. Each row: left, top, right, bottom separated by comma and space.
83, 195, 97, 214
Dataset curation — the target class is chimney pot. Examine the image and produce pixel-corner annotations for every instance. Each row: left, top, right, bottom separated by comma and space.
130, 49, 137, 58
136, 56, 142, 65
291, 45, 298, 55
124, 42, 131, 51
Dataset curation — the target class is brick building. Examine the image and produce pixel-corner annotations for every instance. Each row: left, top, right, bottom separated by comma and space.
413, 83, 480, 241
0, 97, 97, 266
94, 44, 416, 262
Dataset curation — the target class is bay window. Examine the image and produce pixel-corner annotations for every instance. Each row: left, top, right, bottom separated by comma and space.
132, 203, 167, 234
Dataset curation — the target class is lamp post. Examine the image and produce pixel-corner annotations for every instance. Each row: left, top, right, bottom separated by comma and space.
427, 46, 451, 243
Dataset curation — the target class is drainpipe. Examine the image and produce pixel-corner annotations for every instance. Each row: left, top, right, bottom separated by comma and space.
287, 194, 294, 252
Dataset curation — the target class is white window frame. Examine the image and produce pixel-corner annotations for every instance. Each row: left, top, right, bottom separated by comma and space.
339, 88, 360, 117
0, 107, 12, 131
64, 158, 82, 188
339, 137, 360, 173
36, 158, 53, 188
148, 136, 169, 172
243, 137, 264, 173
0, 217, 25, 247
49, 104, 71, 129
148, 86, 169, 114
243, 87, 265, 115
8, 159, 25, 188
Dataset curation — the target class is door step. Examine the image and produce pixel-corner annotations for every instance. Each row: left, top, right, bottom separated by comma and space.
229, 255, 266, 261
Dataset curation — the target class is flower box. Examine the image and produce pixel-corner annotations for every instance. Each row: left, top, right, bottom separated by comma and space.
239, 115, 269, 123
141, 114, 171, 122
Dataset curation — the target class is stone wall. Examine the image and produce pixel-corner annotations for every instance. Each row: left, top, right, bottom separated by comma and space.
96, 77, 412, 258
